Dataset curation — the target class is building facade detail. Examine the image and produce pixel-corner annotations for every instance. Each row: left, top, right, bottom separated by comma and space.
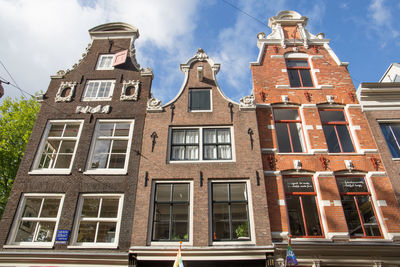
55, 81, 77, 102
120, 80, 140, 101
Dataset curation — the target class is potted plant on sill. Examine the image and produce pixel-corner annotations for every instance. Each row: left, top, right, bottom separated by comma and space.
235, 222, 249, 239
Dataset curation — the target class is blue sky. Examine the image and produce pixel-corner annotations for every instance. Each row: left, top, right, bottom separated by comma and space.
0, 0, 399, 103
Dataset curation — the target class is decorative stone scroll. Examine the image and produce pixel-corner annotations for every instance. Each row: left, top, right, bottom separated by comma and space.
147, 96, 163, 112
120, 80, 140, 101
55, 81, 77, 102
239, 95, 255, 110
195, 48, 209, 61
76, 105, 110, 114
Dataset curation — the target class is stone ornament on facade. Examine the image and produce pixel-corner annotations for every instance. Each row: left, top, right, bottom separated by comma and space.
120, 80, 140, 101
195, 48, 209, 61
147, 96, 163, 112
239, 95, 256, 110
55, 81, 77, 102
75, 105, 110, 114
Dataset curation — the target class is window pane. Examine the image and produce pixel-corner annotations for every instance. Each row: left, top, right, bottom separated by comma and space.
64, 124, 79, 137
190, 90, 210, 110
231, 203, 248, 221
320, 110, 346, 122
230, 183, 247, 201
114, 123, 130, 136
156, 184, 171, 202
81, 198, 100, 217
217, 129, 230, 143
15, 221, 36, 242
204, 145, 217, 159
337, 177, 368, 193
341, 195, 364, 237
213, 184, 228, 201
302, 196, 322, 236
276, 123, 292, 152
284, 177, 314, 193
48, 124, 64, 137
172, 221, 188, 240
172, 130, 185, 144
91, 154, 108, 169
204, 129, 216, 143
58, 140, 76, 153
100, 198, 119, 218
232, 220, 249, 239
286, 195, 306, 236
35, 222, 55, 242
96, 222, 116, 243
336, 125, 354, 152
289, 123, 304, 152
173, 184, 189, 201
380, 124, 400, 158
213, 203, 230, 240
98, 123, 114, 137
77, 222, 97, 242
356, 195, 381, 236
153, 221, 169, 240
22, 198, 42, 217
218, 145, 231, 159
172, 204, 188, 221
109, 154, 126, 168
288, 69, 301, 87
185, 130, 199, 144
323, 125, 341, 152
40, 198, 60, 218
111, 140, 128, 153
300, 69, 313, 87
273, 109, 300, 121
185, 146, 198, 160
171, 146, 185, 160
93, 140, 111, 154
54, 155, 72, 169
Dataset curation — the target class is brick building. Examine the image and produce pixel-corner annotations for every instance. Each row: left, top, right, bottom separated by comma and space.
251, 11, 400, 266
0, 22, 152, 266
129, 48, 272, 266
358, 63, 400, 205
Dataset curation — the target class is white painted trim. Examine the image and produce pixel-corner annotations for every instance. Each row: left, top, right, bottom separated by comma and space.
95, 54, 115, 70
149, 180, 194, 246
310, 149, 328, 154
271, 55, 284, 58
69, 193, 124, 248
264, 171, 281, 176
82, 80, 116, 101
30, 120, 84, 175
255, 103, 272, 108
300, 106, 312, 153
167, 126, 236, 163
249, 42, 266, 66
85, 119, 134, 174
301, 104, 317, 108
271, 231, 289, 240
6, 193, 65, 247
210, 179, 256, 245
261, 148, 277, 153
278, 199, 286, 206
325, 232, 349, 240
314, 171, 334, 177
313, 173, 329, 238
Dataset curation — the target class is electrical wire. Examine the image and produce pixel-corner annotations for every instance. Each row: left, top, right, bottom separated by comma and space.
0, 59, 27, 99
221, 0, 268, 27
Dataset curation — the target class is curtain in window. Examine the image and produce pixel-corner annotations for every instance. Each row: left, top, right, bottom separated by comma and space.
171, 146, 185, 160
204, 130, 216, 143
185, 146, 198, 160
185, 130, 199, 144
172, 131, 185, 144
218, 145, 231, 159
217, 130, 230, 143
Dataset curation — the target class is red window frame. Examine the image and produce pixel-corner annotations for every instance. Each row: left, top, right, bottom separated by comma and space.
336, 176, 383, 238
273, 108, 306, 153
283, 176, 324, 238
319, 109, 355, 153
286, 59, 314, 88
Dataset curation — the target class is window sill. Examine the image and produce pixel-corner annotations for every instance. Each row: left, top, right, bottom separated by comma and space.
81, 98, 113, 102
327, 153, 362, 156
96, 68, 114, 71
3, 244, 54, 249
275, 85, 333, 90
212, 240, 255, 246
169, 159, 235, 164
150, 241, 192, 246
67, 244, 118, 249
276, 152, 310, 155
348, 238, 387, 242
84, 169, 127, 175
188, 110, 213, 113
392, 158, 400, 161
29, 169, 71, 175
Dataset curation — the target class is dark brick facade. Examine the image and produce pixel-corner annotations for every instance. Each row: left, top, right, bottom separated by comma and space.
0, 23, 151, 264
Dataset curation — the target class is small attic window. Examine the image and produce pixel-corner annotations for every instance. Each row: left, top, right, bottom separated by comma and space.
96, 54, 115, 70
188, 89, 211, 112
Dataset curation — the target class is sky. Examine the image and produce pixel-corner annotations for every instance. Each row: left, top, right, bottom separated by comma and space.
0, 0, 400, 104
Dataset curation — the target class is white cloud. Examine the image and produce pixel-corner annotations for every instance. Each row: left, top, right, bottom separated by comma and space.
368, 0, 399, 42
0, 0, 200, 100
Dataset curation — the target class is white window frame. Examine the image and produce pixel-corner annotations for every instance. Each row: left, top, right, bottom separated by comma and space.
5, 193, 65, 249
378, 120, 400, 159
82, 80, 115, 101
29, 120, 84, 175
68, 193, 124, 249
167, 126, 235, 163
84, 119, 134, 175
150, 180, 194, 246
210, 179, 255, 245
96, 54, 115, 70
188, 88, 213, 112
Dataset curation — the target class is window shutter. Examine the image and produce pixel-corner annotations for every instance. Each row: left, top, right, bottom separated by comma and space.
112, 50, 128, 66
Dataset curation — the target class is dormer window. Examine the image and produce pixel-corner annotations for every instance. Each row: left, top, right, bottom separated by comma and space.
286, 59, 313, 87
188, 89, 211, 112
96, 54, 115, 70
